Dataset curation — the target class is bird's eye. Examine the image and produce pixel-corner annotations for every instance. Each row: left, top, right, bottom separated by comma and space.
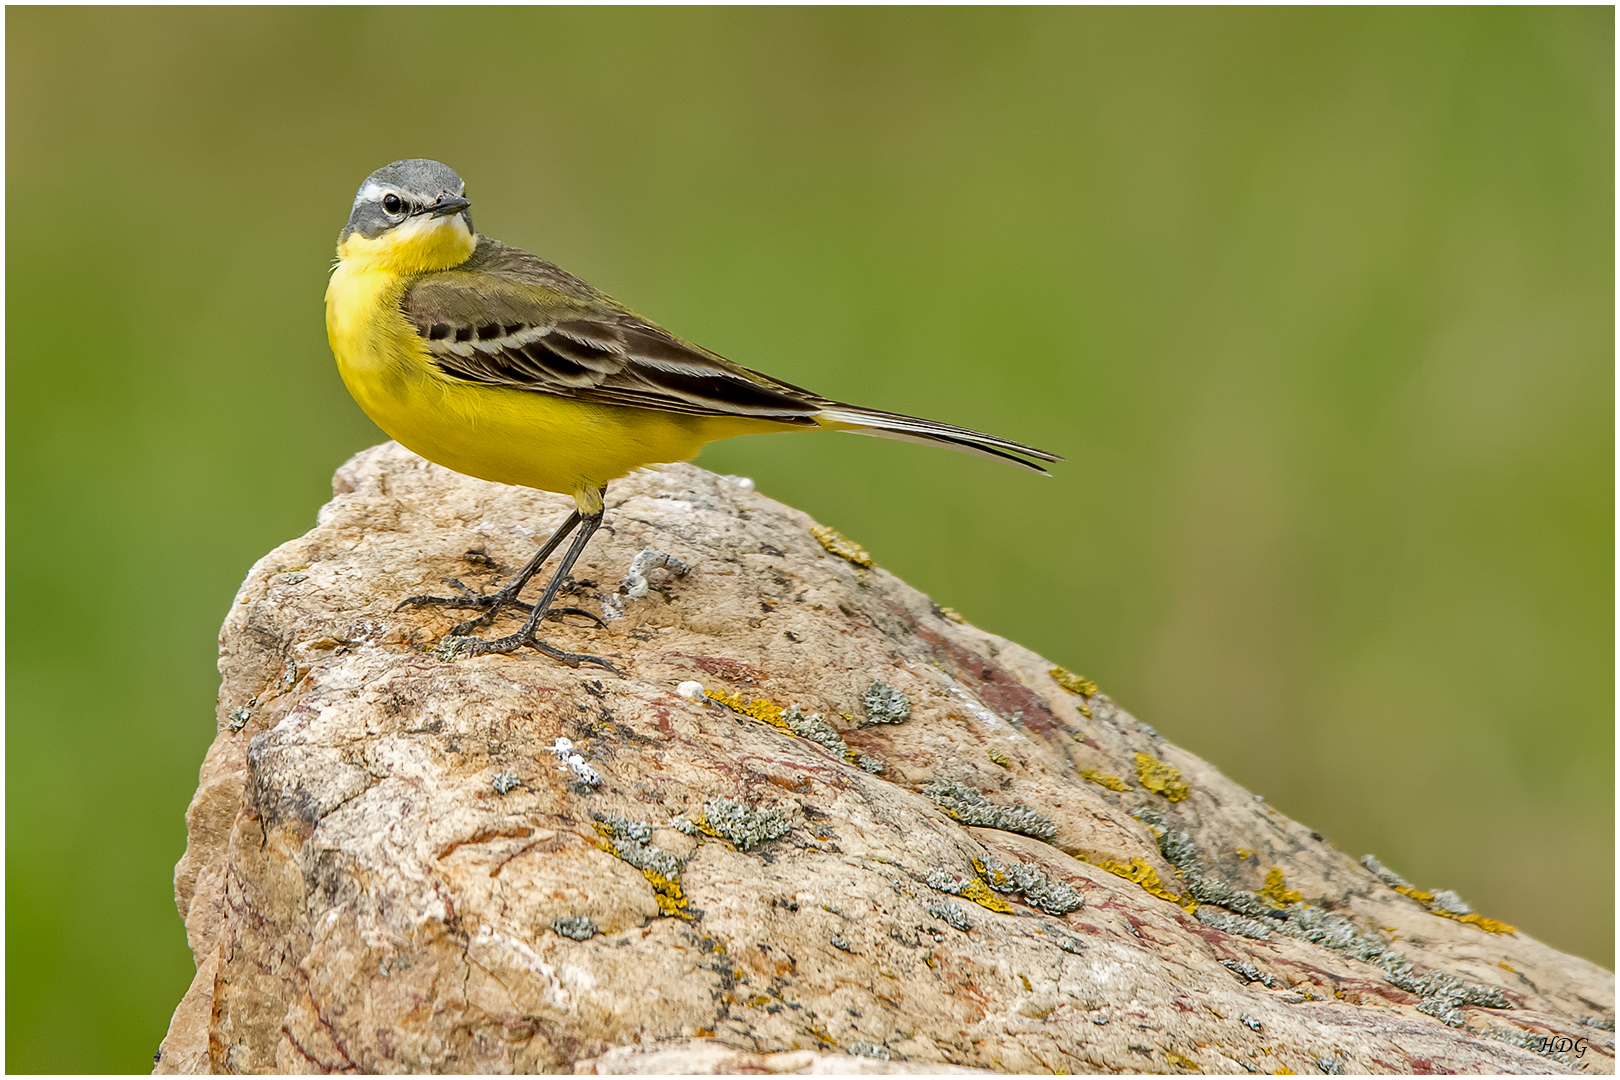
382, 193, 405, 216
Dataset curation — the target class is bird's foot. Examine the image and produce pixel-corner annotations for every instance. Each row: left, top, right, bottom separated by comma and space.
397, 577, 526, 633
398, 578, 605, 634
438, 630, 620, 674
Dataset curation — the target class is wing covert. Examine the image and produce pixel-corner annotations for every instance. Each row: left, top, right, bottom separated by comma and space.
400, 240, 823, 424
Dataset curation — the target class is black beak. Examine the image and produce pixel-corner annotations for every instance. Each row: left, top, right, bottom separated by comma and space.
425, 195, 472, 218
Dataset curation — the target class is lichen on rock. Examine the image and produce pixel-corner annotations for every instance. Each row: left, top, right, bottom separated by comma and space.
920, 778, 1057, 842
692, 797, 788, 852
861, 681, 911, 724
1134, 750, 1191, 801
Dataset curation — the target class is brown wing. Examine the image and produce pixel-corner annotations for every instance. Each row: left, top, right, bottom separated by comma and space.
400, 238, 823, 424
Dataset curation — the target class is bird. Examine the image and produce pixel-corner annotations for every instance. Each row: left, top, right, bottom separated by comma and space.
326, 159, 1060, 671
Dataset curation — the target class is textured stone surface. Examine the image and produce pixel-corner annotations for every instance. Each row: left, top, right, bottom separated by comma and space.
157, 442, 1614, 1075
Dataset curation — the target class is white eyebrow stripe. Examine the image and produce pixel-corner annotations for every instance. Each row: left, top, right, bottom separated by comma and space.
354, 181, 392, 205
354, 178, 465, 207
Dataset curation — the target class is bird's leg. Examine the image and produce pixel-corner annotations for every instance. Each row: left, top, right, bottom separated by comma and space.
461, 507, 618, 672
397, 510, 582, 634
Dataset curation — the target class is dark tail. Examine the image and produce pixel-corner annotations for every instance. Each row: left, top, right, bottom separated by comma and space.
814, 405, 1062, 475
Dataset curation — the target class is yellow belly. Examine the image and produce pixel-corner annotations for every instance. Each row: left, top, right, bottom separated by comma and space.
325, 261, 780, 510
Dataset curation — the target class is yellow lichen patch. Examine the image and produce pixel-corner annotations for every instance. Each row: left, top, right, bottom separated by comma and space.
810, 524, 872, 568
1081, 768, 1131, 792
592, 821, 616, 840
987, 747, 1012, 768
705, 688, 789, 731
1261, 867, 1303, 907
1165, 1050, 1198, 1071
1449, 912, 1517, 935
1275, 1067, 1295, 1075
1049, 666, 1098, 697
1235, 848, 1257, 860
689, 813, 721, 839
938, 606, 967, 624
1048, 666, 1097, 717
1134, 752, 1191, 801
1100, 856, 1190, 908
745, 994, 773, 1007
1394, 885, 1516, 933
958, 877, 1015, 914
642, 869, 691, 919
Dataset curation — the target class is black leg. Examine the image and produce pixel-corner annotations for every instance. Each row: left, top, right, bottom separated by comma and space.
461, 507, 619, 672
397, 510, 582, 634
400, 487, 619, 672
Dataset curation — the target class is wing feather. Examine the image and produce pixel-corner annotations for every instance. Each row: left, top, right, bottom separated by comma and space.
401, 238, 824, 424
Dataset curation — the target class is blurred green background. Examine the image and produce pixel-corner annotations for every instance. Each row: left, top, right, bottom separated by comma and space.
7, 7, 1612, 1071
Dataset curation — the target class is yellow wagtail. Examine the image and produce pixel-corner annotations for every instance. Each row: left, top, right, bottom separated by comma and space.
327, 159, 1060, 669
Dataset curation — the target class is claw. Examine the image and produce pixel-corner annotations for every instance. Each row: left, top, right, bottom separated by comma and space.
530, 638, 622, 674
546, 606, 608, 629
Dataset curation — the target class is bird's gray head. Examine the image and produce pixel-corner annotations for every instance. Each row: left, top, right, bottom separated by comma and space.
340, 159, 474, 243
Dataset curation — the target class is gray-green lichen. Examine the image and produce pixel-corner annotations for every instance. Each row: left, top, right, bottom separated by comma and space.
1142, 811, 1278, 918
927, 900, 972, 932
491, 772, 521, 795
862, 682, 911, 724
1223, 962, 1276, 988
552, 915, 598, 941
1360, 854, 1411, 889
227, 699, 254, 732
779, 705, 886, 774
699, 797, 789, 851
782, 705, 847, 756
979, 855, 1083, 915
848, 1042, 892, 1060
593, 812, 684, 879
1428, 889, 1472, 917
1143, 810, 1510, 1027
921, 778, 1057, 843
1197, 906, 1274, 941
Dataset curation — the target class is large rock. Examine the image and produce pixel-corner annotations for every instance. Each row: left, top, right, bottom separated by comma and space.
157, 443, 1613, 1074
